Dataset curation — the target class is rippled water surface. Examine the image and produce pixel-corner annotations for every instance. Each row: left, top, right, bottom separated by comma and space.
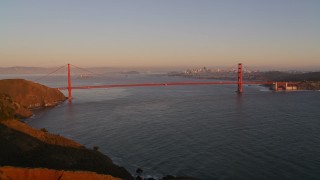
7, 74, 320, 179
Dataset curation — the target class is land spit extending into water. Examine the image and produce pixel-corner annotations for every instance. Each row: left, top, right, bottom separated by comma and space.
0, 79, 195, 180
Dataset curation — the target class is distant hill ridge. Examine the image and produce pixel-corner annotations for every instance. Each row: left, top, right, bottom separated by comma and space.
261, 71, 320, 81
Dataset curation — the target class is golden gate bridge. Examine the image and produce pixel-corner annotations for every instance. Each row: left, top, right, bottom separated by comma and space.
34, 63, 279, 101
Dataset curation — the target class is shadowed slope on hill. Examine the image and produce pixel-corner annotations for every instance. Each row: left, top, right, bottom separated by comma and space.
2, 119, 83, 148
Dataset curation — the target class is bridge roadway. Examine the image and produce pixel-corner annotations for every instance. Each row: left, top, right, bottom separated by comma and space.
57, 81, 274, 90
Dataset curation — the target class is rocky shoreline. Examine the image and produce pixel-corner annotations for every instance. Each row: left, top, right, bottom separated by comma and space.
296, 81, 320, 90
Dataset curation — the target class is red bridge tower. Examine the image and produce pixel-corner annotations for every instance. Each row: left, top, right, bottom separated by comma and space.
67, 63, 72, 101
237, 63, 243, 93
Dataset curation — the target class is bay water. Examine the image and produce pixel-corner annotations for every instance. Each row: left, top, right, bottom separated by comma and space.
3, 74, 320, 179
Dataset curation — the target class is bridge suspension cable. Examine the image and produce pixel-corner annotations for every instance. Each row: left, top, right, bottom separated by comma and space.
34, 64, 67, 82
70, 64, 106, 77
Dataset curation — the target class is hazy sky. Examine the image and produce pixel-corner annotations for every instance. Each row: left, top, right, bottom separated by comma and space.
1, 0, 320, 69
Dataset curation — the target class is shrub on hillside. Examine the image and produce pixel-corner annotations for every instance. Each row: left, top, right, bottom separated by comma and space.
0, 94, 15, 121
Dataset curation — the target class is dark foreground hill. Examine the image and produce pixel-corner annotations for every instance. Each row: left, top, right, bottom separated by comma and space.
0, 166, 120, 180
0, 120, 133, 179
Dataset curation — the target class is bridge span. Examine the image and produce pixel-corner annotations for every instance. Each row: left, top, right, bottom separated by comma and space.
39, 63, 296, 101
55, 63, 279, 101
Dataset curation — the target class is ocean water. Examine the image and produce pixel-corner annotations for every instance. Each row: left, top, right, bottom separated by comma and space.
4, 74, 320, 179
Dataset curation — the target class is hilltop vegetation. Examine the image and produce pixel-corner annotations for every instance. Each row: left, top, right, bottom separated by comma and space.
0, 94, 16, 121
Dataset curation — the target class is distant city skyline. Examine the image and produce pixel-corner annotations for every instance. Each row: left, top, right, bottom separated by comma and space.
1, 0, 320, 70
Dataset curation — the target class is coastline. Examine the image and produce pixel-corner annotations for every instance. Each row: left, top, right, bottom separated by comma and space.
0, 79, 134, 179
0, 79, 197, 180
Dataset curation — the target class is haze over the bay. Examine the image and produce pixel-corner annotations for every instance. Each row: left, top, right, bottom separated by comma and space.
1, 0, 320, 70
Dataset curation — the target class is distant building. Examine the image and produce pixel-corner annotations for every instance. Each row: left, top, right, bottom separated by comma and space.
185, 67, 211, 74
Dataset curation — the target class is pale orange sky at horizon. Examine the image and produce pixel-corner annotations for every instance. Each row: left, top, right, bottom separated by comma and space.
1, 1, 320, 70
